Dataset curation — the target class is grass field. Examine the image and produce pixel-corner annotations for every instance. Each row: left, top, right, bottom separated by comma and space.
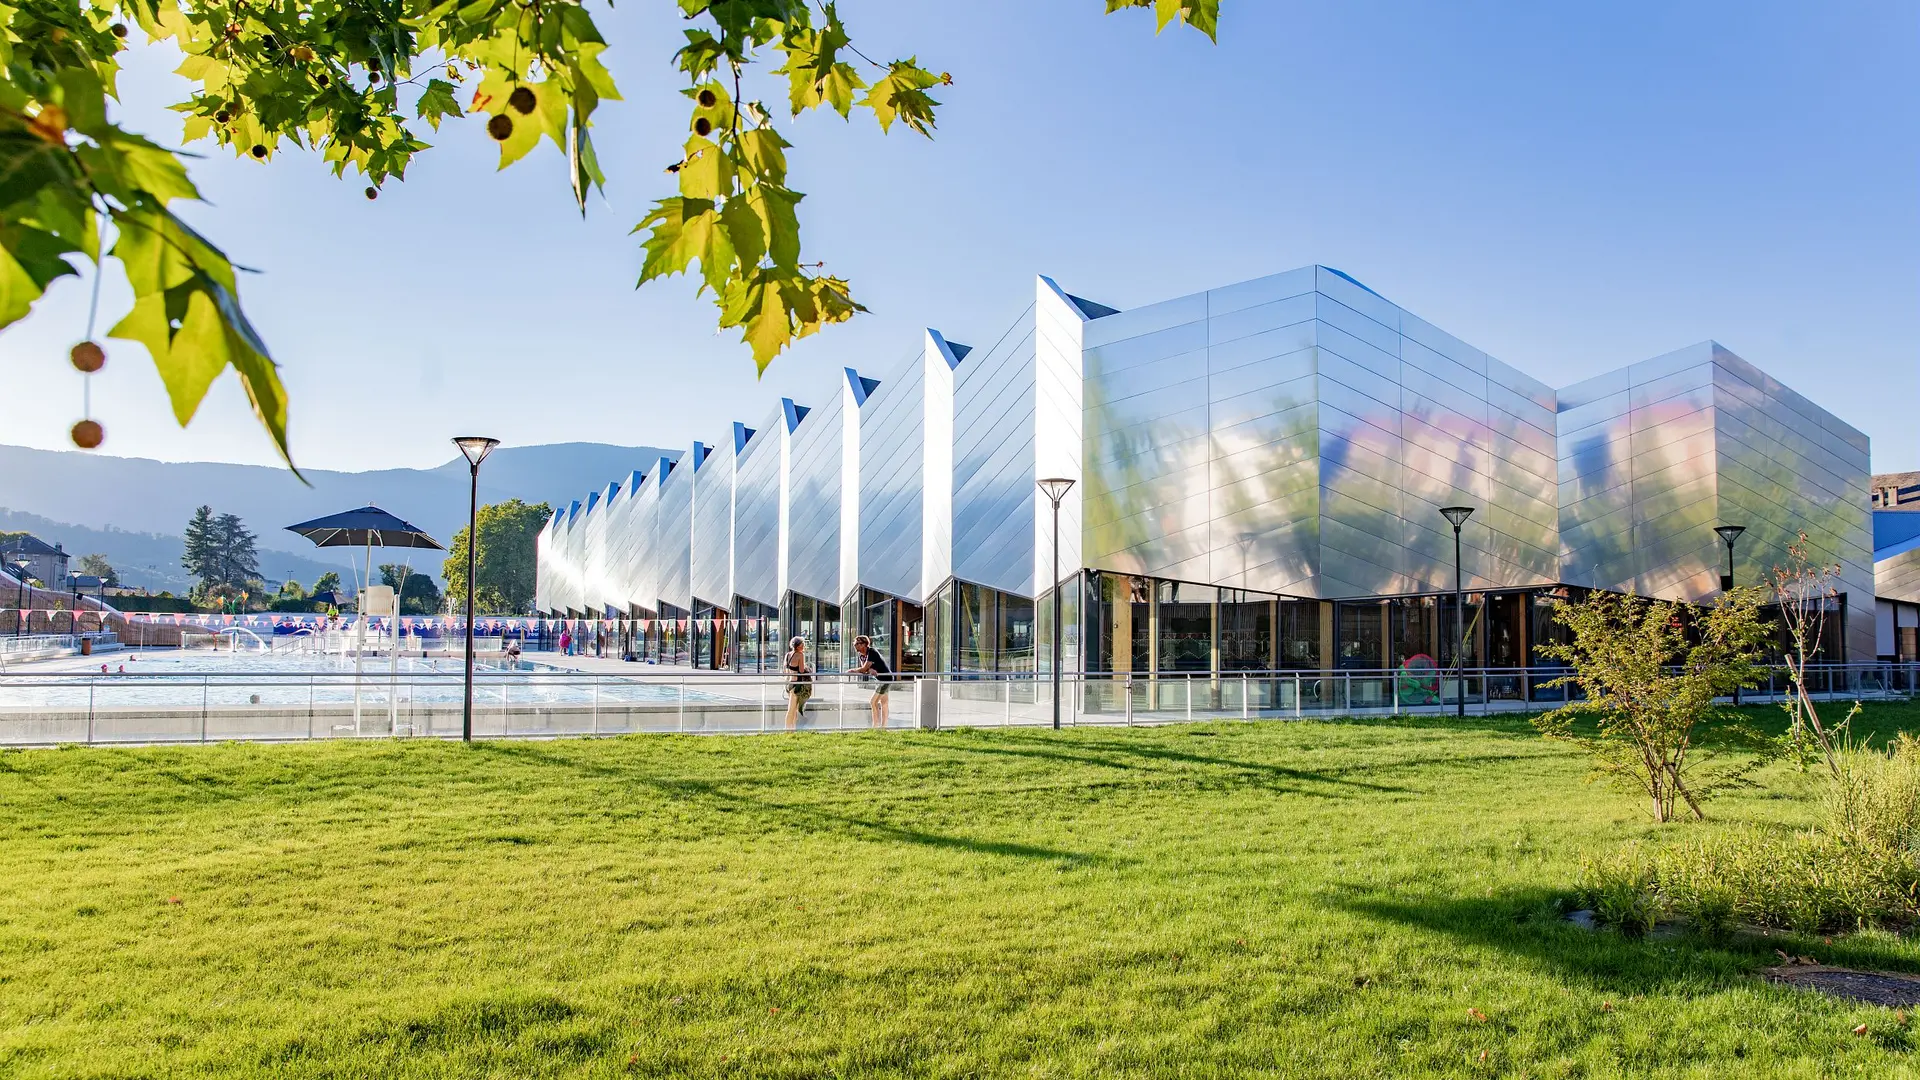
3, 705, 1917, 1078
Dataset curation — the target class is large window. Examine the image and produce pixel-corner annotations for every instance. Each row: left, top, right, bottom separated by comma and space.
1278, 600, 1321, 668
1335, 601, 1384, 668
1000, 593, 1035, 672
1156, 581, 1213, 673
1389, 596, 1437, 668
1218, 588, 1274, 671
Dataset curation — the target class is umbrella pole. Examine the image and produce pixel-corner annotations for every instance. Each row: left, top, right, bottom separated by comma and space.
390, 559, 407, 737
354, 536, 370, 734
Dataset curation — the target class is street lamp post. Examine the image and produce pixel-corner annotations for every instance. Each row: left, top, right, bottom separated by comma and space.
1439, 506, 1476, 718
1037, 478, 1076, 730
1715, 524, 1746, 705
454, 436, 500, 742
1714, 525, 1745, 593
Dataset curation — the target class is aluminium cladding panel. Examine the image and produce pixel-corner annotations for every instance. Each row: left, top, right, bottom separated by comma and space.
1555, 344, 1874, 655
690, 443, 733, 606
1034, 278, 1089, 594
1557, 348, 1723, 598
921, 332, 958, 600
655, 460, 694, 611
1705, 345, 1875, 659
1880, 547, 1920, 604
786, 392, 844, 602
953, 303, 1039, 597
535, 521, 558, 611
732, 404, 786, 607
1203, 269, 1320, 594
582, 488, 615, 610
1081, 283, 1213, 585
605, 470, 649, 610
858, 347, 928, 601
1083, 264, 1554, 600
625, 468, 665, 613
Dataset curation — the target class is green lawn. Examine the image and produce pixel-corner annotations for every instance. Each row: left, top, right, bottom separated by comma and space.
3, 706, 1917, 1078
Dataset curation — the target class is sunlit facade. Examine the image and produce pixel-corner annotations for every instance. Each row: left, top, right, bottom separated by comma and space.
537, 267, 1878, 683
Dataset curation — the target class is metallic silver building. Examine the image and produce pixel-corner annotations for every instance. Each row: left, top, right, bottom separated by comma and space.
537, 267, 1878, 679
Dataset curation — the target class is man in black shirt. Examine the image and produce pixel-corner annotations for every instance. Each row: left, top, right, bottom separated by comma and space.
851, 634, 893, 729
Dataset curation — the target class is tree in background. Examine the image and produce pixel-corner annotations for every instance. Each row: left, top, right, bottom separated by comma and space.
75, 553, 118, 586
444, 500, 550, 615
182, 506, 262, 602
311, 571, 342, 598
2, 1, 1216, 465
181, 506, 218, 588
212, 513, 260, 588
378, 563, 444, 616
1534, 589, 1774, 823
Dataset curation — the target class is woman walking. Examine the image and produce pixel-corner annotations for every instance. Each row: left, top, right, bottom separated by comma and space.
783, 636, 812, 730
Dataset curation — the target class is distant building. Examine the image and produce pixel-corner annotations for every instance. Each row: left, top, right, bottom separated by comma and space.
1872, 472, 1920, 510
66, 574, 107, 593
0, 534, 67, 589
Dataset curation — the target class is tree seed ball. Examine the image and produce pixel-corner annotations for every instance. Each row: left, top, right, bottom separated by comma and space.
364, 186, 377, 200
487, 113, 513, 141
250, 143, 266, 158
111, 21, 128, 37
71, 420, 103, 449
508, 87, 536, 115
215, 110, 230, 124
693, 117, 712, 136
368, 71, 381, 84
366, 55, 380, 72
698, 88, 716, 107
70, 341, 105, 372
317, 72, 329, 86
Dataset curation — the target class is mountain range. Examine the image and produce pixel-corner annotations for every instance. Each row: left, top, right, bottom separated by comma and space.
0, 442, 666, 592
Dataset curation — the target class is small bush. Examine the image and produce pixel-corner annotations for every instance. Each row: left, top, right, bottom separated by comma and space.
1579, 736, 1920, 935
1577, 846, 1660, 936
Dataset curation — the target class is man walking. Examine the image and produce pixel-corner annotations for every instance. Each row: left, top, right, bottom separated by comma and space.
851, 634, 893, 729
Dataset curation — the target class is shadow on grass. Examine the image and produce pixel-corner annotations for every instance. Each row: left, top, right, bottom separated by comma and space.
1337, 886, 1920, 995
924, 730, 1410, 797
468, 741, 1108, 866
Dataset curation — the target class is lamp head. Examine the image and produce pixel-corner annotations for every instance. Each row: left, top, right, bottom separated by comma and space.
453, 436, 500, 468
1036, 477, 1076, 505
1714, 525, 1746, 547
1439, 505, 1475, 529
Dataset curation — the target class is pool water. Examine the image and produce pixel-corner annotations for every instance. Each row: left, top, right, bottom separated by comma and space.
0, 650, 738, 711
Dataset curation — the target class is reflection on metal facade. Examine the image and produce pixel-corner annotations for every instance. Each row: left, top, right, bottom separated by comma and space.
538, 264, 1880, 663
786, 381, 849, 603
859, 345, 930, 601
652, 455, 691, 610
732, 405, 787, 607
1082, 266, 1559, 600
1558, 343, 1876, 658
691, 439, 732, 607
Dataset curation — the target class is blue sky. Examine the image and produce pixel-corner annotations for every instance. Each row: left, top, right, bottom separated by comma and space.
6, 0, 1916, 474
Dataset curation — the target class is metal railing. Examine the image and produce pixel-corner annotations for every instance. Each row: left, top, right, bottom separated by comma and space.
0, 663, 1911, 747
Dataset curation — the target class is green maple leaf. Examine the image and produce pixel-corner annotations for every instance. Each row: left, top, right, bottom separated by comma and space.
862, 59, 940, 136
415, 79, 463, 130
677, 134, 731, 200
775, 5, 866, 117
1105, 0, 1220, 41
635, 196, 736, 295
